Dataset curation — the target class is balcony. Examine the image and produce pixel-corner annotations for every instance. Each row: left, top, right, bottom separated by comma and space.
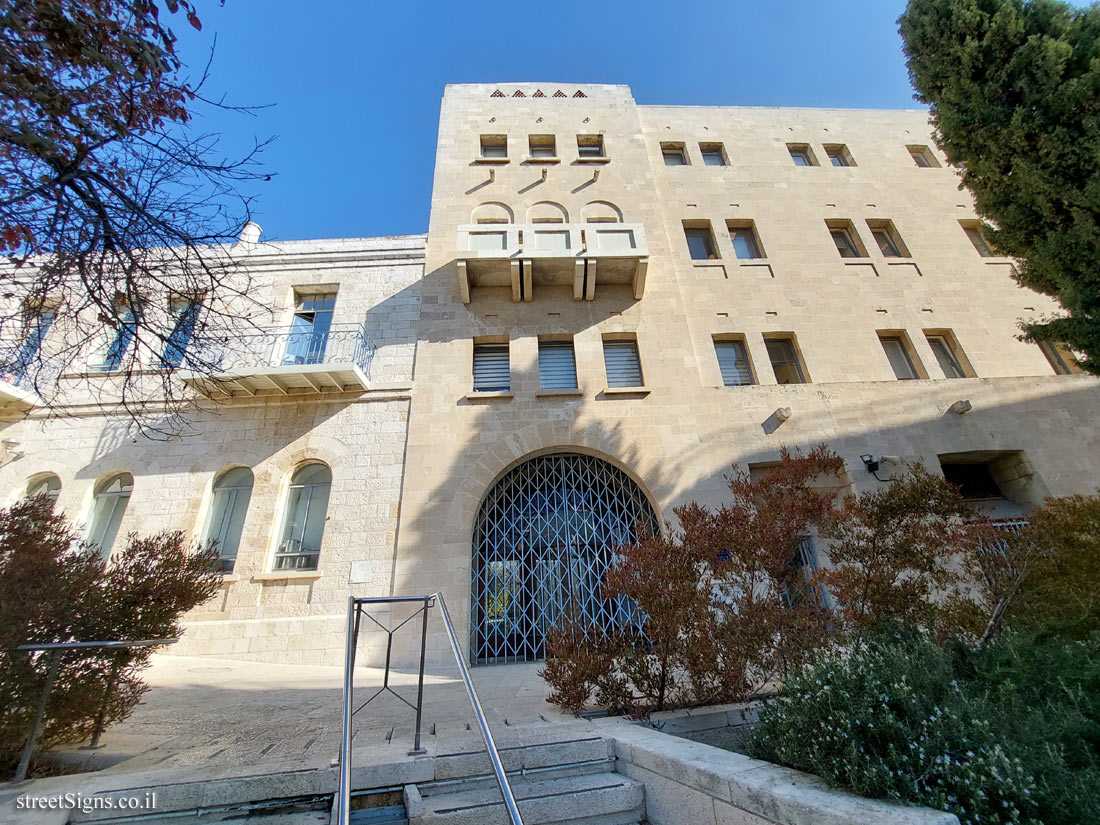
456, 222, 649, 303
179, 324, 374, 399
0, 369, 40, 410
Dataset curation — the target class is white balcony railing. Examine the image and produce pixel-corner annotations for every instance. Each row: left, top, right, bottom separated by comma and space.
456, 222, 649, 303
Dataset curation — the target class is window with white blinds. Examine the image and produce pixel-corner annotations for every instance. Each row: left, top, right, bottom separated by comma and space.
538, 340, 578, 390
603, 340, 643, 388
473, 344, 510, 392
714, 340, 754, 386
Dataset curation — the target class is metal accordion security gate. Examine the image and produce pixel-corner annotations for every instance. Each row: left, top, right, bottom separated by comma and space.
471, 452, 659, 664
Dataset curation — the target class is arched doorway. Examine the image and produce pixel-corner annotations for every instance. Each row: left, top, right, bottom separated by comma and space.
471, 452, 659, 664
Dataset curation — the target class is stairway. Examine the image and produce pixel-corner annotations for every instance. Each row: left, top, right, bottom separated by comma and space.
402, 732, 644, 825
64, 726, 645, 825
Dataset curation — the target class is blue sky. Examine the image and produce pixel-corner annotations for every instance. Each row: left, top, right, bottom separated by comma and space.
175, 0, 916, 242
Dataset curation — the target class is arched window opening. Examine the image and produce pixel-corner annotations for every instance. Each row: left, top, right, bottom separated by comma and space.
581, 201, 623, 224
526, 201, 569, 224
471, 452, 658, 664
89, 473, 133, 559
471, 202, 514, 225
274, 463, 332, 571
26, 474, 61, 506
203, 467, 254, 573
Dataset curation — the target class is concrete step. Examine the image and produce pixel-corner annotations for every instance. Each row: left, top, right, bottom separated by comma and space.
405, 771, 645, 825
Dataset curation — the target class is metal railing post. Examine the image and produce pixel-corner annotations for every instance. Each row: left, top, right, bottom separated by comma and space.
336, 597, 357, 825
14, 648, 62, 783
410, 597, 430, 755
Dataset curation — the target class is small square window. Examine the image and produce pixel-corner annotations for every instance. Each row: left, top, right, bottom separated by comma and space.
473, 344, 510, 392
480, 135, 507, 159
538, 340, 578, 390
700, 143, 727, 166
603, 339, 643, 388
878, 333, 920, 380
577, 134, 605, 158
683, 224, 718, 260
908, 145, 939, 167
824, 144, 854, 167
960, 221, 995, 257
661, 142, 688, 166
925, 331, 970, 379
867, 220, 909, 258
826, 220, 866, 258
714, 338, 754, 386
727, 220, 765, 259
788, 144, 817, 166
529, 134, 556, 158
765, 336, 807, 384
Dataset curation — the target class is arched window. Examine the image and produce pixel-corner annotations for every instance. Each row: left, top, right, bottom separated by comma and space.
203, 467, 254, 573
274, 464, 331, 571
26, 474, 61, 506
581, 200, 623, 223
88, 473, 133, 559
526, 201, 569, 224
471, 202, 514, 225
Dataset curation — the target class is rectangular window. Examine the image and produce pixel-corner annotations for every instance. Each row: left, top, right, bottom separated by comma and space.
766, 336, 807, 384
787, 144, 816, 166
100, 300, 139, 372
684, 223, 718, 260
827, 221, 866, 258
867, 220, 909, 258
538, 340, 578, 390
661, 142, 688, 166
577, 134, 605, 158
908, 145, 939, 167
700, 143, 727, 166
727, 220, 764, 259
473, 344, 510, 392
528, 134, 556, 158
480, 134, 507, 159
781, 538, 826, 608
824, 144, 854, 167
284, 292, 336, 366
10, 307, 55, 382
1038, 340, 1084, 375
925, 332, 969, 379
961, 221, 995, 257
940, 462, 1004, 501
714, 339, 754, 386
603, 339, 643, 388
161, 296, 201, 369
879, 334, 919, 380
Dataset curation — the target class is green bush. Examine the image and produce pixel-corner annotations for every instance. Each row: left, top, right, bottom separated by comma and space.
750, 629, 1100, 825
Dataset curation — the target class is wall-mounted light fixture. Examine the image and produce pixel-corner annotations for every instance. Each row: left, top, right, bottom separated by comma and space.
861, 454, 902, 482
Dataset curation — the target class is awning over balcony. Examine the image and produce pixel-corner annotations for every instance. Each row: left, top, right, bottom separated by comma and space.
456, 223, 649, 303
179, 324, 374, 399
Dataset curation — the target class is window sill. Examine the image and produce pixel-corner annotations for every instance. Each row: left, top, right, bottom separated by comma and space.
536, 387, 584, 398
465, 390, 513, 401
219, 574, 241, 583
602, 386, 650, 396
525, 157, 561, 164
252, 570, 322, 582
691, 259, 726, 267
474, 157, 510, 165
575, 157, 611, 164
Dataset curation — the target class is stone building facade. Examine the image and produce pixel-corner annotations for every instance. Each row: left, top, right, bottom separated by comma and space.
1, 83, 1097, 668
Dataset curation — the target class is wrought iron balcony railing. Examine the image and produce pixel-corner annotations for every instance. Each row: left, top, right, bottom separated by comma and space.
181, 323, 375, 398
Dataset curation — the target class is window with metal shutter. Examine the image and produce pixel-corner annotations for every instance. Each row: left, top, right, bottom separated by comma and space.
473, 344, 510, 392
603, 340, 642, 388
714, 340, 753, 386
538, 341, 578, 390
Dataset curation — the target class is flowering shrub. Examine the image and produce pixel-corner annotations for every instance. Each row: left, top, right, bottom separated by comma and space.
750, 628, 1100, 825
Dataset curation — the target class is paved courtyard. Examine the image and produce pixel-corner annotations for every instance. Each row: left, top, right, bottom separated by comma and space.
53, 652, 572, 776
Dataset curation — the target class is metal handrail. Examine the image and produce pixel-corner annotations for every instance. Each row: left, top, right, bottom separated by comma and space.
11, 638, 178, 783
335, 594, 523, 825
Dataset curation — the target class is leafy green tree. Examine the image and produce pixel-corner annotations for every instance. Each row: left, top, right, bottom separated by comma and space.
900, 0, 1100, 371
